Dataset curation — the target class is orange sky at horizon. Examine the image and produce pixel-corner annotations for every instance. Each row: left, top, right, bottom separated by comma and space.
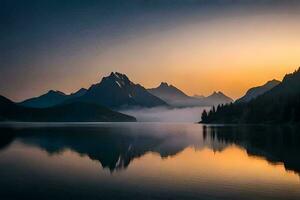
58, 13, 300, 101
4, 9, 300, 102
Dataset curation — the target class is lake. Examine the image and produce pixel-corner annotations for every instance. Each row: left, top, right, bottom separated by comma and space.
0, 122, 299, 200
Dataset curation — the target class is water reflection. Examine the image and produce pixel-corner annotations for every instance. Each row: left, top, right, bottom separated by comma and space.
204, 125, 300, 175
0, 123, 207, 171
0, 123, 300, 175
0, 123, 300, 200
0, 128, 15, 150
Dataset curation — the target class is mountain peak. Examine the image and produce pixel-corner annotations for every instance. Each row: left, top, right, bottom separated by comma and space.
158, 82, 180, 90
159, 82, 169, 87
47, 90, 66, 96
282, 67, 300, 82
20, 90, 68, 108
70, 88, 87, 97
82, 72, 167, 108
210, 91, 224, 97
265, 79, 280, 86
148, 82, 192, 106
98, 72, 133, 89
108, 72, 129, 80
206, 91, 233, 104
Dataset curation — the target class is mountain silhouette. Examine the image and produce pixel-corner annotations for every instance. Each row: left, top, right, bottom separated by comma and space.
20, 88, 87, 108
0, 95, 136, 122
67, 72, 168, 108
236, 79, 280, 103
19, 73, 233, 109
148, 83, 233, 107
148, 82, 190, 101
0, 125, 201, 171
2, 124, 300, 175
148, 82, 195, 106
201, 68, 300, 124
204, 91, 233, 105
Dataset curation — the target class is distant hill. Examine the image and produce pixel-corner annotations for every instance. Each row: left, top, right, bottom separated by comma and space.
148, 82, 196, 106
148, 83, 233, 107
20, 88, 87, 108
203, 91, 233, 106
0, 95, 136, 122
148, 82, 190, 101
201, 68, 300, 124
68, 72, 168, 108
236, 79, 280, 103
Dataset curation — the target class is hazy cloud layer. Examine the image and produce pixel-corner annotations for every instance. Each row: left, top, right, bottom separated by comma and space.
120, 106, 210, 122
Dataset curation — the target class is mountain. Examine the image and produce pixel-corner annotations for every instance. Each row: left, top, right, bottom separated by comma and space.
203, 91, 233, 105
201, 68, 300, 124
69, 88, 87, 98
236, 79, 280, 103
0, 95, 136, 122
148, 82, 190, 101
20, 88, 87, 108
19, 72, 233, 109
20, 90, 67, 108
148, 82, 195, 106
69, 72, 168, 108
148, 83, 233, 107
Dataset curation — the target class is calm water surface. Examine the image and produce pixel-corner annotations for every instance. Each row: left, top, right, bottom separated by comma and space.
0, 123, 299, 200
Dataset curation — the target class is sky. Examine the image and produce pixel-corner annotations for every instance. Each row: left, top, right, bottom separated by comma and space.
1, 0, 300, 101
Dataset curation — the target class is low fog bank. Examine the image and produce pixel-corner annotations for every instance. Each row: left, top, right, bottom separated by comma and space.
119, 106, 211, 122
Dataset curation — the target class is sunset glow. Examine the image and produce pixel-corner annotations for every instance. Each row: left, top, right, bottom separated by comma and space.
1, 1, 300, 101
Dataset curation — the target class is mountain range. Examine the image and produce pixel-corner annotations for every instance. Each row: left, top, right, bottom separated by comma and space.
0, 95, 136, 122
0, 71, 237, 122
1, 68, 298, 123
148, 82, 233, 107
19, 72, 233, 109
201, 68, 300, 124
21, 72, 168, 109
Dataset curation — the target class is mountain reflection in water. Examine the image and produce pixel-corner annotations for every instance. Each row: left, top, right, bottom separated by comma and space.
0, 123, 300, 200
0, 123, 207, 171
0, 123, 300, 174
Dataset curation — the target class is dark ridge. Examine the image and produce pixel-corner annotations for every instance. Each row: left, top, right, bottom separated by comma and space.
201, 67, 300, 124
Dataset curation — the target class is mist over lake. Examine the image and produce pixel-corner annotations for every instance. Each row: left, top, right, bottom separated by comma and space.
119, 106, 210, 122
